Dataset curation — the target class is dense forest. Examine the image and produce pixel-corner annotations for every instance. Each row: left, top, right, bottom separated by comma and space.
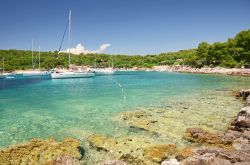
0, 29, 249, 71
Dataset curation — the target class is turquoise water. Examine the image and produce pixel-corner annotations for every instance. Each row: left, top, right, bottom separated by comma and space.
0, 71, 250, 148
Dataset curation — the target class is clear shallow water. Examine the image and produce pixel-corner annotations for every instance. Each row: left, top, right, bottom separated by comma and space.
0, 71, 250, 148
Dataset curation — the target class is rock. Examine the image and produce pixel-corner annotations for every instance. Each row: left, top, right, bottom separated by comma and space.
176, 147, 194, 160
233, 162, 250, 165
235, 89, 250, 99
87, 134, 116, 152
182, 147, 250, 165
231, 106, 250, 131
241, 106, 250, 116
121, 111, 149, 120
161, 159, 180, 165
98, 160, 127, 165
0, 138, 81, 165
222, 130, 242, 144
242, 130, 250, 140
183, 152, 231, 165
144, 144, 176, 163
232, 138, 250, 150
237, 116, 250, 127
120, 111, 159, 133
120, 154, 145, 165
218, 150, 250, 163
183, 128, 226, 146
45, 155, 79, 165
246, 96, 250, 106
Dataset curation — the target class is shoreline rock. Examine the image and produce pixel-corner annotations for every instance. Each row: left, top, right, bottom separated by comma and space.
0, 138, 82, 164
153, 65, 250, 77
180, 89, 250, 165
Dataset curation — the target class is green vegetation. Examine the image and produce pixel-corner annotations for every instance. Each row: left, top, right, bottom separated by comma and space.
0, 29, 249, 71
191, 29, 250, 68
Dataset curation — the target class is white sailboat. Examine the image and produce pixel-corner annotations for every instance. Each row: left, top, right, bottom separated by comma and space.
93, 55, 115, 75
0, 57, 15, 79
93, 68, 114, 75
22, 41, 51, 78
51, 10, 94, 79
0, 57, 5, 79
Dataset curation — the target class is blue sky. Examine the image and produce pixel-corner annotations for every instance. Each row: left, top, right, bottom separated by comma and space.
0, 0, 249, 55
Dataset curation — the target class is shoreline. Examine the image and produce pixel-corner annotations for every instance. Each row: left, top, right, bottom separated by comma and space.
153, 65, 250, 77
116, 66, 250, 77
2, 66, 250, 78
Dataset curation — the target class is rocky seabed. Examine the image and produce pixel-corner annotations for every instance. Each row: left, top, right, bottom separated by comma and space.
0, 89, 250, 165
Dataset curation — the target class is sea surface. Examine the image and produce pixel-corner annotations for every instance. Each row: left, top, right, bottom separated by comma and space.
0, 71, 250, 148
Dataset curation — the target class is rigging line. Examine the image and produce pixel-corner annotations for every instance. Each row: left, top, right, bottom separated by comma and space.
58, 20, 69, 52
33, 51, 39, 69
107, 76, 126, 105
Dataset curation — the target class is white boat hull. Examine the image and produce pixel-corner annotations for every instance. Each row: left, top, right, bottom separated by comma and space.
22, 71, 51, 77
92, 69, 115, 75
51, 72, 95, 79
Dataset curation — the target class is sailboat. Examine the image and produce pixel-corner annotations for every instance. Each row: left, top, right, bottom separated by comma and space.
51, 10, 94, 79
92, 55, 115, 75
0, 57, 15, 79
22, 41, 51, 78
0, 57, 5, 79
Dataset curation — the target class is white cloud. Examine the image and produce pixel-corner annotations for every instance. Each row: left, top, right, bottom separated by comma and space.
60, 43, 110, 55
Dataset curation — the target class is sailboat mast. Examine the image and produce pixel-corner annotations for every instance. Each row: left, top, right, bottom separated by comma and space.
32, 40, 34, 70
2, 57, 4, 73
68, 10, 71, 68
111, 55, 114, 68
39, 46, 41, 70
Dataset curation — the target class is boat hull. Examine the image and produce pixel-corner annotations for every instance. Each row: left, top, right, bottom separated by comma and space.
92, 69, 115, 75
51, 72, 95, 79
22, 71, 51, 78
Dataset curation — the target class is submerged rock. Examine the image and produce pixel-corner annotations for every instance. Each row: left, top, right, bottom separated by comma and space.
143, 144, 176, 162
87, 134, 116, 152
176, 147, 194, 161
0, 138, 81, 164
120, 154, 146, 165
86, 133, 164, 164
121, 111, 158, 133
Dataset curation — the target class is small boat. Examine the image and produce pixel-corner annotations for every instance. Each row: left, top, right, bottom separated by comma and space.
52, 10, 95, 79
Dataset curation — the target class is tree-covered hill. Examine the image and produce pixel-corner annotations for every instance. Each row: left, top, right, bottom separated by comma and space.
0, 29, 249, 71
